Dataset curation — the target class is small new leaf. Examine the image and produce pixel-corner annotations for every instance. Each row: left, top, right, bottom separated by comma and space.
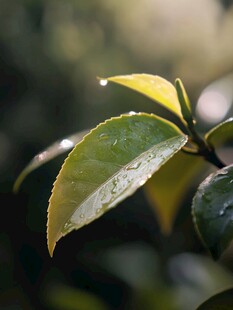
100, 74, 183, 120
175, 78, 194, 127
144, 151, 207, 235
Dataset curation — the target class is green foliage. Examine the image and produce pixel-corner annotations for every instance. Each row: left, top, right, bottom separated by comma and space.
14, 73, 233, 266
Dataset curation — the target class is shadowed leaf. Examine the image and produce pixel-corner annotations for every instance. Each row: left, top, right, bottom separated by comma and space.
144, 151, 207, 234
192, 164, 233, 259
13, 130, 89, 193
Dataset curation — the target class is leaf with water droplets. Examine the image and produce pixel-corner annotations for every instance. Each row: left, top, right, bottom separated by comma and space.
192, 164, 233, 260
144, 151, 209, 235
205, 117, 233, 148
99, 74, 183, 120
47, 113, 188, 256
13, 130, 90, 193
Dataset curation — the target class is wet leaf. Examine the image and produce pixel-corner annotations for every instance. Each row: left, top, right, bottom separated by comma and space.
205, 117, 233, 148
192, 164, 233, 259
13, 130, 89, 193
196, 288, 233, 310
99, 74, 183, 120
144, 151, 207, 234
47, 113, 187, 256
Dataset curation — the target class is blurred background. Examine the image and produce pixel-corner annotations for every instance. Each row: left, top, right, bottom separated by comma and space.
0, 0, 233, 309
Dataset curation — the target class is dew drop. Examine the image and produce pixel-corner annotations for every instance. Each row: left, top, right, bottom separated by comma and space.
113, 139, 118, 146
99, 79, 108, 86
219, 209, 225, 216
139, 179, 146, 186
80, 214, 84, 219
62, 220, 73, 234
127, 162, 141, 170
99, 133, 109, 141
129, 111, 136, 115
96, 208, 101, 214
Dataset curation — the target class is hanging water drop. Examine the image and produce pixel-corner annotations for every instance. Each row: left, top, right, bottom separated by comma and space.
127, 162, 141, 170
99, 79, 108, 86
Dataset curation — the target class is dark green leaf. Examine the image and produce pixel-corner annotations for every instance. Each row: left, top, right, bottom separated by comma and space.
13, 130, 89, 193
192, 164, 233, 259
47, 113, 187, 256
196, 288, 233, 310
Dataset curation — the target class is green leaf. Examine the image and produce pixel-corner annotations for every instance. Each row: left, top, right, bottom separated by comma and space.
13, 130, 89, 193
144, 151, 208, 235
205, 117, 233, 148
47, 113, 187, 256
175, 78, 194, 126
196, 288, 233, 310
99, 74, 183, 120
192, 164, 233, 259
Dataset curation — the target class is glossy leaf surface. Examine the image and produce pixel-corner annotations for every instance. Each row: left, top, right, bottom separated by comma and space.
47, 113, 187, 256
13, 130, 89, 193
205, 117, 233, 147
196, 288, 233, 310
192, 164, 233, 259
100, 74, 183, 119
144, 151, 207, 234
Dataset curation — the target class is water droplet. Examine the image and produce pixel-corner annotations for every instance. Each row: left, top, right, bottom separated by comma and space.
60, 139, 74, 149
113, 139, 118, 146
80, 214, 84, 219
96, 208, 101, 214
99, 133, 109, 141
123, 174, 127, 179
62, 220, 73, 234
127, 162, 141, 170
219, 209, 225, 216
99, 79, 108, 86
129, 111, 136, 115
139, 179, 146, 186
